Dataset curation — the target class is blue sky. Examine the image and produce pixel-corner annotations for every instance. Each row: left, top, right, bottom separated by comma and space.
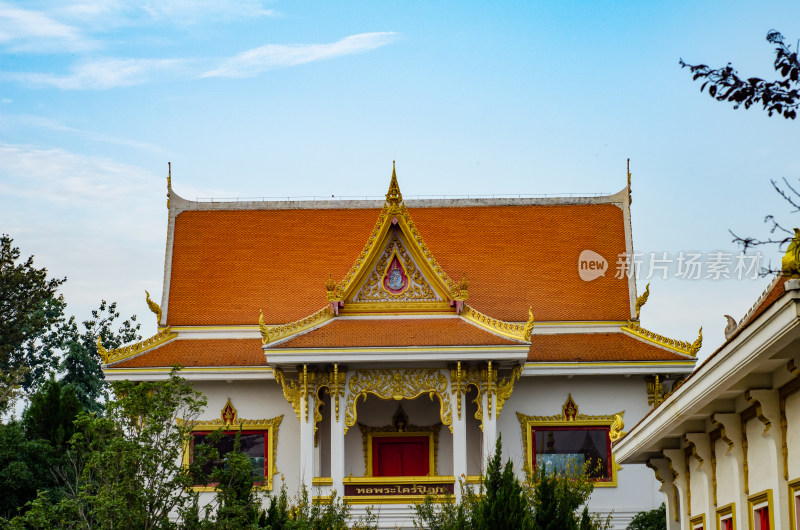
2, 0, 800, 358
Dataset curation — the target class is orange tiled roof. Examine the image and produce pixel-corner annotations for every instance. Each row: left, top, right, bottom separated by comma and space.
271, 318, 524, 349
527, 332, 691, 362
166, 203, 631, 326
110, 339, 265, 368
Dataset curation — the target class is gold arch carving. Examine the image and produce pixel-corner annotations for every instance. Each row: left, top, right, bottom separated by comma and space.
344, 369, 453, 434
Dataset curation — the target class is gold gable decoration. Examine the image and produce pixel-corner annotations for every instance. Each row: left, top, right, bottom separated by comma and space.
353, 235, 440, 303
325, 163, 468, 314
145, 290, 163, 325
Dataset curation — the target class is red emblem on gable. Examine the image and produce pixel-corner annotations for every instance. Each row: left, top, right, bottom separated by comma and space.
383, 256, 409, 295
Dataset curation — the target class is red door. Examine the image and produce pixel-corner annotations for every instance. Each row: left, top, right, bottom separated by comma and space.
373, 436, 429, 476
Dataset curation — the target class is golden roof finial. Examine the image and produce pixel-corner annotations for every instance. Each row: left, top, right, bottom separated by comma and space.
627, 158, 632, 205
97, 336, 109, 364
781, 228, 800, 277
523, 306, 535, 341
167, 162, 171, 208
145, 290, 162, 324
689, 327, 703, 357
635, 282, 650, 319
385, 160, 403, 208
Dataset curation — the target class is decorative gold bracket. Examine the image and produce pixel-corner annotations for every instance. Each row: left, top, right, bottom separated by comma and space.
274, 368, 302, 421
646, 375, 664, 407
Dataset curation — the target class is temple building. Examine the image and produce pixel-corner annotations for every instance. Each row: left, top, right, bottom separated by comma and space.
101, 164, 700, 528
615, 242, 800, 530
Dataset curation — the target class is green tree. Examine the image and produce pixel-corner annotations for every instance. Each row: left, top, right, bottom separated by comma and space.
22, 377, 84, 456
49, 300, 141, 412
8, 369, 206, 530
680, 30, 799, 119
0, 234, 66, 410
414, 437, 610, 530
472, 435, 532, 530
0, 421, 56, 520
627, 503, 666, 530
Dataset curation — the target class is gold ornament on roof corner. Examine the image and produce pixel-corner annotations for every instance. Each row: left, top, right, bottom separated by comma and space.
145, 290, 162, 324
450, 272, 469, 300
97, 336, 109, 364
325, 273, 343, 302
523, 306, 535, 341
385, 161, 403, 209
635, 283, 650, 320
689, 327, 703, 357
781, 228, 800, 277
259, 310, 270, 343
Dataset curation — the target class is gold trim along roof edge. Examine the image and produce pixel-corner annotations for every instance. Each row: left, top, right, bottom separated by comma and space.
621, 321, 702, 357
524, 361, 696, 368
100, 327, 178, 366
461, 304, 532, 342
104, 366, 273, 373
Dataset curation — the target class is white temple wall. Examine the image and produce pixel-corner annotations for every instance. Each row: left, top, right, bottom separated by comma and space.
745, 417, 777, 496
714, 437, 741, 510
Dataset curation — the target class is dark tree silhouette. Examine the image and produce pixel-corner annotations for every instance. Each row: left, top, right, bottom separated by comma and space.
680, 30, 800, 119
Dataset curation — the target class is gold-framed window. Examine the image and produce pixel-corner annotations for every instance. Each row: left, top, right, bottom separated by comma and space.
690, 513, 706, 530
180, 398, 282, 491
716, 502, 735, 530
789, 478, 800, 530
516, 394, 624, 487
747, 489, 775, 530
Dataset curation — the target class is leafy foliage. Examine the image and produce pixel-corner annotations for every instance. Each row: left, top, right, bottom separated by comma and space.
414, 436, 611, 530
0, 421, 56, 520
7, 369, 206, 529
680, 30, 800, 119
0, 234, 66, 408
627, 503, 666, 530
48, 300, 141, 412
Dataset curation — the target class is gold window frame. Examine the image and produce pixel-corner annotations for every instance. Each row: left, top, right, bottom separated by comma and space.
690, 513, 706, 529
789, 478, 800, 530
517, 394, 624, 488
179, 398, 283, 491
716, 502, 736, 530
747, 489, 775, 530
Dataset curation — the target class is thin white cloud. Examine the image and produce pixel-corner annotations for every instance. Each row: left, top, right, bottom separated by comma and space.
201, 32, 398, 79
4, 57, 185, 90
56, 0, 277, 26
0, 114, 167, 153
0, 1, 92, 52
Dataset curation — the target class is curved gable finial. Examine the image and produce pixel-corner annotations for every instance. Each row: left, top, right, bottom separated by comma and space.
386, 160, 403, 208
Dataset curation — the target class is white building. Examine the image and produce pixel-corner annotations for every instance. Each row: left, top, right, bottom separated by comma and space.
615, 245, 800, 530
102, 165, 699, 528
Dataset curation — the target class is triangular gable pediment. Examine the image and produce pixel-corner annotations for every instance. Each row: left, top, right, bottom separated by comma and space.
327, 164, 467, 314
